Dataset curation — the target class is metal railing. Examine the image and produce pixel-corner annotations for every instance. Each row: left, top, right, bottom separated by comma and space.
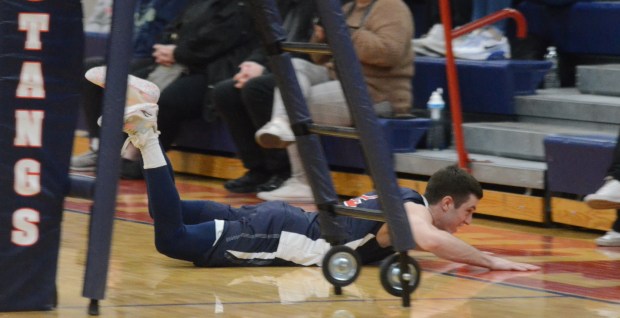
438, 2, 528, 170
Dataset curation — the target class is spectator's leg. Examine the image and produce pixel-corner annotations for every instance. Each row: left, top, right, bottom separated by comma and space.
211, 78, 272, 192
156, 73, 207, 151
241, 75, 291, 177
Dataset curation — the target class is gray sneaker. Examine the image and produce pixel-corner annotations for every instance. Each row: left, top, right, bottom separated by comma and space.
70, 149, 98, 171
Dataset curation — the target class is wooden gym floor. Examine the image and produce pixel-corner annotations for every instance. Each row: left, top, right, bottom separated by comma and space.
4, 140, 619, 317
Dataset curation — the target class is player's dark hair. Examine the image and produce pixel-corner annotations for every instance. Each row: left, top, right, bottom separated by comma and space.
424, 165, 483, 207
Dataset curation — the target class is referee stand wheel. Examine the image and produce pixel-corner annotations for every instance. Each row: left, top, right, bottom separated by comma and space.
322, 245, 361, 287
379, 253, 421, 297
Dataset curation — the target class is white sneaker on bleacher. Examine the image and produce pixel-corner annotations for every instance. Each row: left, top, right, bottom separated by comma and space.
414, 24, 445, 57
452, 27, 510, 60
414, 24, 510, 60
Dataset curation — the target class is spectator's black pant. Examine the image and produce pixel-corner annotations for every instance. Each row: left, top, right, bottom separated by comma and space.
212, 75, 290, 175
157, 72, 207, 150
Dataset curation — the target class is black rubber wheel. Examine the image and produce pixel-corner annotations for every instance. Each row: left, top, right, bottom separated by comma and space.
379, 253, 421, 297
322, 245, 362, 287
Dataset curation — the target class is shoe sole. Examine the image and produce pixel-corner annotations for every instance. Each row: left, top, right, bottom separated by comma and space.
70, 166, 96, 172
586, 199, 620, 210
256, 192, 315, 203
256, 132, 294, 149
85, 67, 160, 103
596, 240, 620, 247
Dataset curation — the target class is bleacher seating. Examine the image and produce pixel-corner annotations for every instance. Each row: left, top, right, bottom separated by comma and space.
519, 1, 620, 56
413, 56, 550, 115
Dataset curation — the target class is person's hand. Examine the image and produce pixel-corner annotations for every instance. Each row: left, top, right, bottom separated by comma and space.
152, 44, 177, 66
312, 24, 326, 42
487, 255, 541, 271
233, 61, 265, 89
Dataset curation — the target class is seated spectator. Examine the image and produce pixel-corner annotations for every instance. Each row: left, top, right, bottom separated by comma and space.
73, 0, 259, 179
254, 0, 415, 202
117, 103, 539, 271
212, 0, 316, 194
84, 0, 113, 33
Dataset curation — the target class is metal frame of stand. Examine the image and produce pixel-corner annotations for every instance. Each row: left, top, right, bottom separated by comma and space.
248, 0, 420, 307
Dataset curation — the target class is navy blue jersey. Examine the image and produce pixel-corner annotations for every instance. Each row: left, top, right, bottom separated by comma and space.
195, 188, 425, 267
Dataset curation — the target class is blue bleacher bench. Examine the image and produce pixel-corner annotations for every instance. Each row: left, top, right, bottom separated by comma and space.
544, 134, 616, 196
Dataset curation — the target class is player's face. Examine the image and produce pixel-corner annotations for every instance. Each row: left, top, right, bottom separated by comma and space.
444, 194, 478, 233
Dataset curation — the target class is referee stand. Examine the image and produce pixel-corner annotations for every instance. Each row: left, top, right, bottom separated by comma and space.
248, 0, 419, 307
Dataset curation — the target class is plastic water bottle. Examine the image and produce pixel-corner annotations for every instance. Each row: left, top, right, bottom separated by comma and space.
544, 46, 560, 88
426, 88, 446, 150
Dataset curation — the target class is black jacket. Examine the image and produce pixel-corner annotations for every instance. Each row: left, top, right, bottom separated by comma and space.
245, 0, 317, 67
161, 0, 259, 120
166, 0, 258, 82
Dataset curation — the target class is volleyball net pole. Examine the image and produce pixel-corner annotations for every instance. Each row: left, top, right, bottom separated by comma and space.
81, 0, 136, 315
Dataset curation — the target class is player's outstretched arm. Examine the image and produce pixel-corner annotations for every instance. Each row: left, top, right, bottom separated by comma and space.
405, 203, 540, 271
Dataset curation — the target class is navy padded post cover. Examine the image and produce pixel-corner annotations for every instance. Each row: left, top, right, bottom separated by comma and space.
545, 134, 616, 196
0, 0, 83, 311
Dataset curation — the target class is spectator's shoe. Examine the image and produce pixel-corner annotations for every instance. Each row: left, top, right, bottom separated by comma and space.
122, 103, 160, 150
595, 230, 620, 247
452, 26, 510, 60
256, 173, 289, 192
70, 149, 98, 172
85, 66, 161, 105
584, 178, 620, 209
255, 118, 295, 149
413, 24, 445, 57
257, 176, 314, 203
224, 169, 271, 193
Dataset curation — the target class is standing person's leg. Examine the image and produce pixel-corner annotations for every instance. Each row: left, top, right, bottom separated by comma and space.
585, 128, 620, 246
155, 73, 207, 151
585, 128, 620, 209
595, 210, 620, 247
607, 128, 620, 180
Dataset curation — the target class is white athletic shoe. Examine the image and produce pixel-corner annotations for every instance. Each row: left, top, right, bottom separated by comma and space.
70, 149, 98, 172
255, 118, 296, 149
414, 24, 510, 60
85, 66, 161, 105
257, 177, 314, 203
452, 26, 510, 60
414, 24, 445, 57
122, 103, 160, 150
584, 179, 620, 209
595, 230, 620, 247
